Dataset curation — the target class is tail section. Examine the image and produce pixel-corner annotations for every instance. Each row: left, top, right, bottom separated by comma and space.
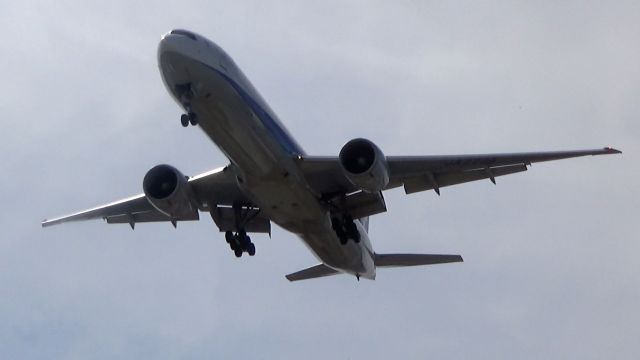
374, 253, 463, 267
285, 264, 339, 282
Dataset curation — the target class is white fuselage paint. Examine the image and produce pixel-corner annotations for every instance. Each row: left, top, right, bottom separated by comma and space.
158, 31, 375, 280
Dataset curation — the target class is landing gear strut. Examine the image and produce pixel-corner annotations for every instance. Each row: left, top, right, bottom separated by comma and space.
332, 215, 360, 245
176, 83, 198, 127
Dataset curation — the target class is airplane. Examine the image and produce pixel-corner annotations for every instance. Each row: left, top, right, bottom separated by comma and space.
42, 29, 621, 282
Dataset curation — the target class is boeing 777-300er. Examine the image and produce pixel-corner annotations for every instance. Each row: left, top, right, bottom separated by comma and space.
42, 30, 621, 281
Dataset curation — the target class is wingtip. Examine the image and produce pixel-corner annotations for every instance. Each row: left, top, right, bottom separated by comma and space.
41, 219, 57, 228
604, 146, 622, 154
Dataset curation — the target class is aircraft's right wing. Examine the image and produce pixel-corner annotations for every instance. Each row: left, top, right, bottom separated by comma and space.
41, 193, 164, 228
42, 165, 253, 228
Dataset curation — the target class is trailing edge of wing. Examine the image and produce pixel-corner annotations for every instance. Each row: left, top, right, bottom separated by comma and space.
285, 264, 339, 281
374, 253, 463, 267
403, 163, 527, 194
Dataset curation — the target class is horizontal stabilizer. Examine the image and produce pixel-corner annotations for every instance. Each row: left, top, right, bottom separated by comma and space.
285, 264, 339, 282
374, 253, 463, 267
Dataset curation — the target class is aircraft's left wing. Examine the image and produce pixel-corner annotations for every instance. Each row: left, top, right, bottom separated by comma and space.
298, 147, 622, 197
42, 166, 251, 228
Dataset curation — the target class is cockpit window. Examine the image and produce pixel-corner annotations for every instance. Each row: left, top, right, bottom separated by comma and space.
170, 29, 197, 40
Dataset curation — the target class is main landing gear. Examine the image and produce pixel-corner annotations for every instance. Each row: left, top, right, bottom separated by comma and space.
223, 204, 260, 258
332, 215, 360, 245
225, 230, 256, 257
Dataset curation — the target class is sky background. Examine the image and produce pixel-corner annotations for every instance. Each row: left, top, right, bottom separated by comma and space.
1, 1, 638, 359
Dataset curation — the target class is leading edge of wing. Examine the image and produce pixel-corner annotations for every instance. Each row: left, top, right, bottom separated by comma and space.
296, 146, 621, 195
42, 194, 149, 227
386, 147, 622, 175
42, 165, 249, 228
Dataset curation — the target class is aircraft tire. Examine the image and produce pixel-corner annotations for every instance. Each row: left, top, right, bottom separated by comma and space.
180, 114, 189, 127
188, 112, 198, 125
346, 222, 359, 243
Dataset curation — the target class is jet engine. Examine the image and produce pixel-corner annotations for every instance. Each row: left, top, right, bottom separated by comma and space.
338, 138, 389, 193
142, 164, 198, 218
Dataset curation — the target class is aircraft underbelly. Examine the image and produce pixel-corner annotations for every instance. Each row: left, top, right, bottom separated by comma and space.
243, 172, 374, 276
167, 53, 374, 277
246, 175, 374, 276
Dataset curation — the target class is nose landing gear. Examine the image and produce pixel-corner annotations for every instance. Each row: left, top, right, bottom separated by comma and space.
180, 111, 198, 127
175, 83, 198, 127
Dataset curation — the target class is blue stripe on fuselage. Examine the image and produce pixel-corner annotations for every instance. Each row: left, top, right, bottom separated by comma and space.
202, 62, 305, 156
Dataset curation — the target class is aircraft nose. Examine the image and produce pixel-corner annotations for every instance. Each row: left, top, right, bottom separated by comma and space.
158, 29, 202, 58
159, 31, 188, 57
167, 29, 198, 41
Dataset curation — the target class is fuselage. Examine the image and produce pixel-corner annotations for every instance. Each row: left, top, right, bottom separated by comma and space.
157, 30, 375, 279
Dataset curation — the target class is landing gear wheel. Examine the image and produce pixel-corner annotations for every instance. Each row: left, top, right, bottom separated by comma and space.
346, 222, 359, 242
333, 215, 360, 245
188, 112, 198, 125
223, 204, 262, 258
332, 217, 346, 245
247, 242, 256, 256
180, 114, 189, 127
346, 222, 360, 243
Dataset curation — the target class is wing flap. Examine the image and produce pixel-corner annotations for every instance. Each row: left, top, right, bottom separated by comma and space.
188, 166, 251, 208
105, 210, 199, 225
209, 206, 271, 233
285, 264, 339, 281
374, 253, 463, 267
403, 164, 527, 194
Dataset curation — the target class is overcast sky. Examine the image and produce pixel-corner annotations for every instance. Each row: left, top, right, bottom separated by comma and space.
1, 1, 638, 359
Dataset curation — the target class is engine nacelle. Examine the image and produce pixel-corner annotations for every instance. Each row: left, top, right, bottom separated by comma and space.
142, 164, 198, 218
338, 138, 389, 193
